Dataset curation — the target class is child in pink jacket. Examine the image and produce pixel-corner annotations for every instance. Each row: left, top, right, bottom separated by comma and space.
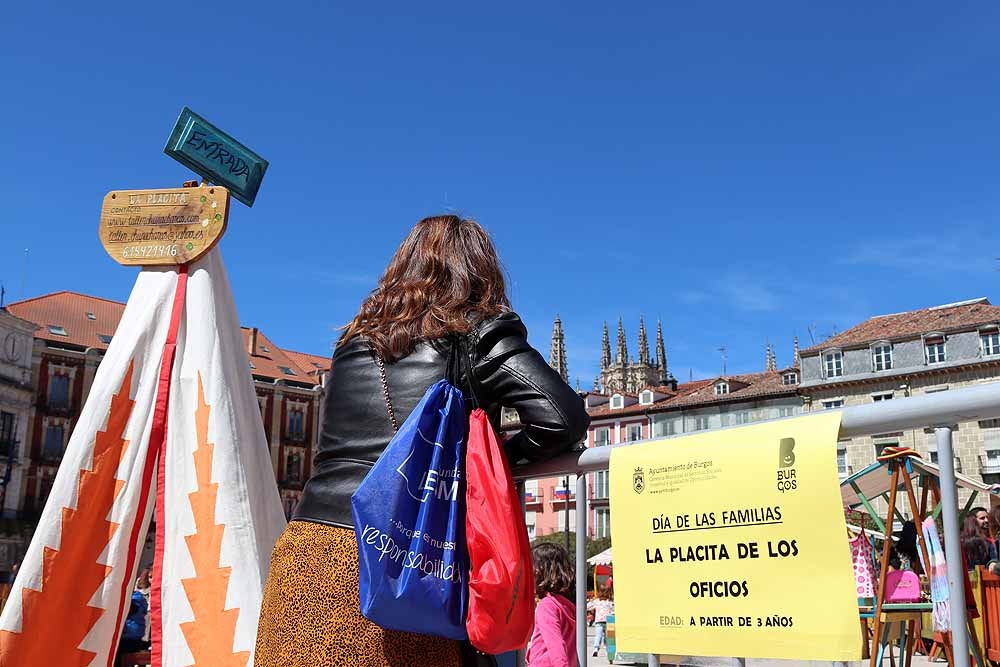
527, 543, 578, 667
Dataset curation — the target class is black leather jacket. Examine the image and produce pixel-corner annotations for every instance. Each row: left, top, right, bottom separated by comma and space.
294, 312, 590, 529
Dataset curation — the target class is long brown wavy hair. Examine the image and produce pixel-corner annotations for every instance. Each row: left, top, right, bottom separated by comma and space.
339, 215, 511, 361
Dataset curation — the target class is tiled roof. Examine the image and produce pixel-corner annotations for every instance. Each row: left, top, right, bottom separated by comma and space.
801, 298, 1000, 355
7, 291, 126, 350
8, 291, 325, 387
587, 373, 795, 420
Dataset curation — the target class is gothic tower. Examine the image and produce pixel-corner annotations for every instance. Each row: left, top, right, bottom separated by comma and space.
655, 319, 668, 383
637, 316, 650, 365
792, 336, 800, 367
549, 314, 569, 383
765, 342, 777, 372
601, 322, 611, 370
616, 317, 629, 365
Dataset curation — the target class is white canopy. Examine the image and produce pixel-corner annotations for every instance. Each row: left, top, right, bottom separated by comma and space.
588, 547, 613, 566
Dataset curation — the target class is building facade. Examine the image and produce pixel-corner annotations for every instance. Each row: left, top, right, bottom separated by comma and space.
5, 291, 331, 523
798, 298, 1000, 486
0, 309, 38, 520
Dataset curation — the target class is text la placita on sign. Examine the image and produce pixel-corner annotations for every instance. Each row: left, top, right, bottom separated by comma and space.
609, 411, 860, 662
98, 186, 229, 266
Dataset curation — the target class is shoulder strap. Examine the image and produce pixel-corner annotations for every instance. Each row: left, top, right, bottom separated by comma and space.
373, 350, 399, 433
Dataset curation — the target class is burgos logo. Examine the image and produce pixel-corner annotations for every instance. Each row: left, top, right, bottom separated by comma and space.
633, 466, 645, 494
776, 437, 797, 493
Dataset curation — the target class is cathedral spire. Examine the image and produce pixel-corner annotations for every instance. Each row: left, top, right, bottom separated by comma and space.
637, 315, 650, 365
616, 316, 629, 365
655, 319, 668, 382
792, 336, 800, 367
601, 321, 611, 370
549, 314, 569, 383
765, 341, 777, 372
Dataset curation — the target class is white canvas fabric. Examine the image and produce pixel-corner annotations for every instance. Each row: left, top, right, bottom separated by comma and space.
0, 248, 286, 667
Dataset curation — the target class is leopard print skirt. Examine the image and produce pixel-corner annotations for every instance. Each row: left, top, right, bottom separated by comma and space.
254, 520, 462, 667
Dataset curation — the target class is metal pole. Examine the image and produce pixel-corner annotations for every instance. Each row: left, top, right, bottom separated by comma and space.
936, 426, 970, 667
515, 481, 527, 667
575, 473, 587, 666
565, 474, 571, 551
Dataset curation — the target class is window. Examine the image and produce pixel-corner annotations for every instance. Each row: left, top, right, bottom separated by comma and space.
822, 399, 845, 410
261, 345, 270, 352
47, 325, 67, 336
85, 312, 97, 320
596, 508, 611, 539
872, 344, 893, 372
778, 406, 795, 418
735, 411, 752, 425
824, 351, 843, 378
0, 412, 15, 450
48, 373, 70, 409
248, 361, 256, 369
639, 390, 653, 405
627, 424, 643, 442
871, 392, 893, 402
925, 336, 946, 364
285, 452, 302, 482
287, 408, 305, 438
982, 330, 1000, 357
873, 439, 898, 459
42, 422, 65, 459
837, 447, 849, 479
714, 382, 729, 396
982, 449, 1000, 473
782, 372, 798, 386
653, 418, 677, 437
610, 394, 624, 409
278, 366, 297, 376
594, 427, 611, 447
928, 450, 962, 472
693, 416, 710, 431
594, 471, 609, 499
980, 419, 1000, 429
98, 334, 113, 345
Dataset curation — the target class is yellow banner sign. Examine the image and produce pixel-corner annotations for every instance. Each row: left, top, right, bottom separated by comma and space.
609, 412, 859, 661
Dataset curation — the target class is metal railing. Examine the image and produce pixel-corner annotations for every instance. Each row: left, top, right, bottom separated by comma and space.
511, 380, 1000, 667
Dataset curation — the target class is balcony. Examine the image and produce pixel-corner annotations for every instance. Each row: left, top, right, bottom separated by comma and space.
980, 452, 1000, 475
549, 490, 575, 506
43, 401, 73, 416
284, 431, 307, 445
523, 489, 544, 510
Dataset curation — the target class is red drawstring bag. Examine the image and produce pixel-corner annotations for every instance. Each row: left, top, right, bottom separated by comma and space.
464, 408, 535, 653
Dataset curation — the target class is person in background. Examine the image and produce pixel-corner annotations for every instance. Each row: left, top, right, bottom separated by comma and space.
963, 510, 998, 562
989, 506, 1000, 543
962, 535, 999, 573
889, 521, 923, 574
135, 568, 152, 643
118, 570, 152, 654
587, 587, 614, 658
528, 543, 577, 667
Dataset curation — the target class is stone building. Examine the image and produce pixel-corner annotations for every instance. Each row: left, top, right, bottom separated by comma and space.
798, 298, 1000, 485
0, 308, 38, 519
5, 291, 330, 522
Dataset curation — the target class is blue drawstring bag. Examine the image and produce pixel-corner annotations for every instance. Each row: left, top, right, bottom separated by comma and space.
352, 377, 469, 639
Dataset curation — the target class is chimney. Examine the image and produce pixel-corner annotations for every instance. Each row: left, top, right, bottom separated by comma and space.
248, 327, 258, 356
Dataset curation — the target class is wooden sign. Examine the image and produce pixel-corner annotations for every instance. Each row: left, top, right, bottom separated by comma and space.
163, 107, 268, 207
99, 186, 229, 266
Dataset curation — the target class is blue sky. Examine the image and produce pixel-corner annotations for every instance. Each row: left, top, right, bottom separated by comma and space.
2, 2, 998, 386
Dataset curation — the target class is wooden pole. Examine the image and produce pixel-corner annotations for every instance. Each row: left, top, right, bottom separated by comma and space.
872, 464, 901, 667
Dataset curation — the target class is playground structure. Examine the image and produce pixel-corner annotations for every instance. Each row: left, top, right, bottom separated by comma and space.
513, 378, 1000, 667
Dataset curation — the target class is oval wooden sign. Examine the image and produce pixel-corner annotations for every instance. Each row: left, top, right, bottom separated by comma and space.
99, 186, 229, 266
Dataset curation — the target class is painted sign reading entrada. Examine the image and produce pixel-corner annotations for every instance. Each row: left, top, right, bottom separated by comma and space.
164, 107, 269, 207
609, 412, 860, 661
99, 186, 230, 266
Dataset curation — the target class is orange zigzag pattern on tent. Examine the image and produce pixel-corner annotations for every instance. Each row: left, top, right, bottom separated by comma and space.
0, 362, 136, 666
178, 373, 248, 667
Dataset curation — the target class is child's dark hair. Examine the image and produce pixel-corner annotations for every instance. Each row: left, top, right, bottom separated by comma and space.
532, 542, 574, 599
